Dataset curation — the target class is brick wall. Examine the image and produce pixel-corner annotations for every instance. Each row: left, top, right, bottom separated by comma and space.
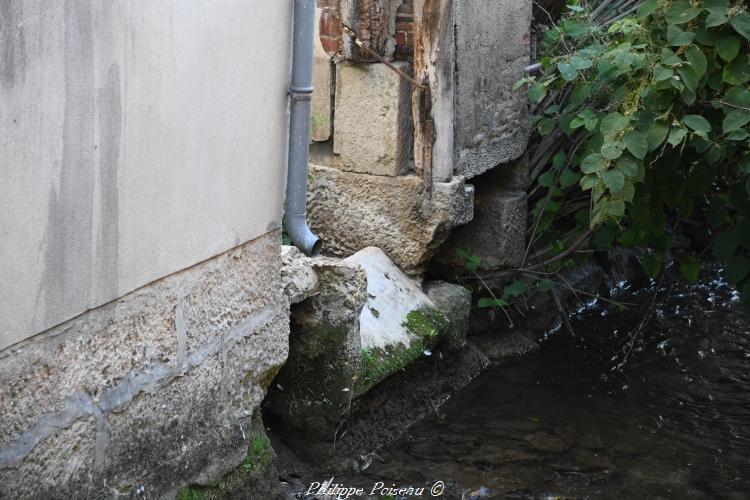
394, 0, 414, 61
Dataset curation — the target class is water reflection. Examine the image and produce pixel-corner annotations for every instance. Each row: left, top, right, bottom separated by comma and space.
332, 270, 750, 498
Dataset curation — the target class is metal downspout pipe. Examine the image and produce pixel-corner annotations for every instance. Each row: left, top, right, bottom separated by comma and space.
285, 0, 322, 256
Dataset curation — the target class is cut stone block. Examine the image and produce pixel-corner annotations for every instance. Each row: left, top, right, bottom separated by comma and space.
334, 62, 413, 176
437, 188, 527, 270
424, 280, 471, 351
308, 164, 474, 274
0, 231, 289, 498
453, 0, 532, 179
265, 257, 367, 462
344, 247, 446, 392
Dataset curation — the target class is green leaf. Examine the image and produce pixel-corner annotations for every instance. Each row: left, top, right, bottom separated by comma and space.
637, 0, 659, 18
642, 253, 663, 279
558, 62, 577, 81
528, 82, 548, 103
683, 115, 712, 134
538, 117, 556, 135
537, 279, 554, 292
723, 110, 750, 134
725, 85, 750, 108
730, 13, 750, 41
559, 169, 581, 189
503, 281, 528, 298
602, 169, 625, 193
613, 181, 636, 203
723, 56, 750, 85
647, 121, 670, 151
615, 155, 639, 177
622, 131, 648, 159
660, 48, 683, 66
600, 112, 630, 137
715, 35, 741, 62
667, 23, 695, 46
706, 9, 729, 28
665, 0, 702, 24
653, 64, 674, 81
478, 297, 509, 308
668, 127, 688, 145
581, 154, 608, 174
601, 141, 624, 160
725, 256, 750, 284
685, 45, 707, 76
569, 84, 591, 106
713, 230, 739, 260
580, 174, 599, 190
465, 257, 480, 272
593, 226, 618, 249
679, 256, 700, 282
538, 171, 555, 187
677, 65, 700, 92
570, 55, 593, 70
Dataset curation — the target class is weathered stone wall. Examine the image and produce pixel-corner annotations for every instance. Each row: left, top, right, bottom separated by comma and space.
0, 231, 288, 498
0, 0, 291, 350
453, 0, 533, 178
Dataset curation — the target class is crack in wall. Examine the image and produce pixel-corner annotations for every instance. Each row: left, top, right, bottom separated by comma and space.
0, 303, 280, 468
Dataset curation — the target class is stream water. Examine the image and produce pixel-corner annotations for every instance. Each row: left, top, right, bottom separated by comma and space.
325, 270, 750, 499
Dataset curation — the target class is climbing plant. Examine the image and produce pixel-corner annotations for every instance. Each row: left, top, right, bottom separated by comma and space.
502, 0, 750, 311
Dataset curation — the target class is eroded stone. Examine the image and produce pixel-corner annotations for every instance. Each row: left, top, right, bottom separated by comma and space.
453, 0, 532, 178
308, 164, 473, 274
334, 62, 413, 176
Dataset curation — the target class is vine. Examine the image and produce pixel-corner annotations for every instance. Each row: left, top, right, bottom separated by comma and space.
464, 0, 750, 314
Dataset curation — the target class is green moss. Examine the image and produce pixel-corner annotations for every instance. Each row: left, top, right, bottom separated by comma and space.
241, 435, 271, 472
302, 325, 350, 358
177, 487, 204, 500
360, 340, 426, 394
357, 308, 449, 395
175, 432, 274, 499
403, 308, 447, 340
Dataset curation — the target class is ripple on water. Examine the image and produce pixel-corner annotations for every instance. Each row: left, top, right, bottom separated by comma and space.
327, 268, 750, 499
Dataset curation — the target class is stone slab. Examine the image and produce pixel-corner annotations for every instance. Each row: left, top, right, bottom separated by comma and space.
345, 247, 436, 351
334, 62, 413, 176
308, 164, 473, 275
424, 280, 471, 350
436, 189, 527, 270
453, 0, 532, 178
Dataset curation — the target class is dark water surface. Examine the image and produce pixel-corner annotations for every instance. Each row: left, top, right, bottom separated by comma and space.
333, 272, 750, 499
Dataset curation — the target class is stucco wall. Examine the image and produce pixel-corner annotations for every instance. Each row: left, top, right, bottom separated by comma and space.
0, 0, 292, 350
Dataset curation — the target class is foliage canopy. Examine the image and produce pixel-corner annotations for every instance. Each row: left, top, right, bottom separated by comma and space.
507, 0, 750, 311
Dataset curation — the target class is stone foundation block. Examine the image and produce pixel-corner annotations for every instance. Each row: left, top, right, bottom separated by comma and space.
437, 189, 527, 270
0, 231, 288, 498
453, 0, 532, 179
265, 257, 367, 458
345, 248, 446, 393
308, 164, 474, 274
333, 62, 413, 176
424, 281, 471, 350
